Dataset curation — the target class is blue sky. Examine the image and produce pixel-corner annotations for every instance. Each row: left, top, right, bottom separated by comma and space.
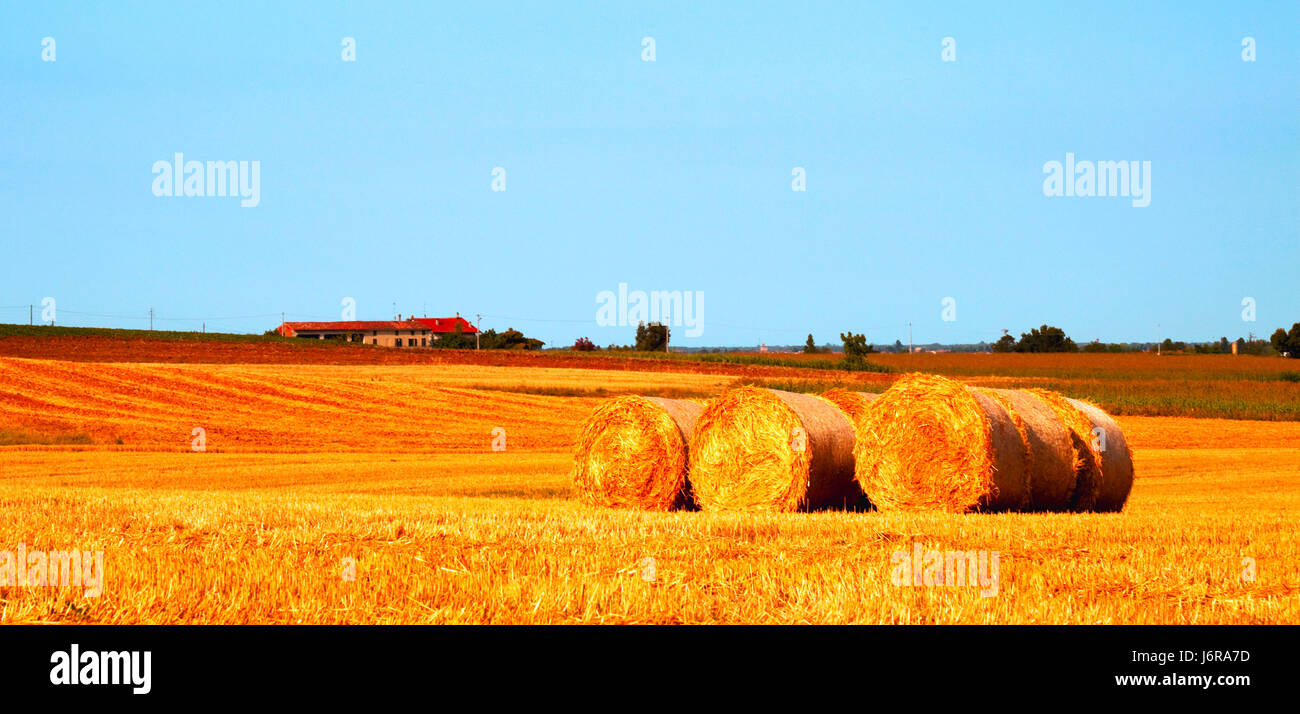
2, 2, 1296, 347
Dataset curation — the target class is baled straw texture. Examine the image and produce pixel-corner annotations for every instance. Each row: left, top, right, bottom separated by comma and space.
820, 389, 880, 510
819, 389, 879, 426
1066, 397, 1135, 512
1029, 389, 1104, 512
689, 387, 860, 512
571, 395, 704, 510
855, 373, 1028, 513
976, 388, 1077, 512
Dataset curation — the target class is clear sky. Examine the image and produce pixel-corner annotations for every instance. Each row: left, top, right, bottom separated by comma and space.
2, 2, 1296, 347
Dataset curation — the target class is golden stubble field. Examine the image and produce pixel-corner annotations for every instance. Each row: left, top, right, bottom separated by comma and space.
1, 356, 1298, 624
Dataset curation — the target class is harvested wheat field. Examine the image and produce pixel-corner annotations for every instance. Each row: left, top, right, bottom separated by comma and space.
1, 356, 1298, 624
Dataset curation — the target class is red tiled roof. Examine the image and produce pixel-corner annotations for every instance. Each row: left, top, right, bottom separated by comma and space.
277, 321, 430, 336
414, 316, 479, 334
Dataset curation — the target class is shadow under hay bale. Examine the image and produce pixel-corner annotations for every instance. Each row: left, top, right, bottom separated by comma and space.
689, 387, 860, 512
570, 395, 704, 510
820, 389, 880, 511
855, 373, 1029, 513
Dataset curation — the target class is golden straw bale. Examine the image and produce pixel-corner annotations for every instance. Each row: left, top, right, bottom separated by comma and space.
571, 395, 704, 510
1029, 389, 1104, 512
689, 387, 860, 512
819, 389, 879, 426
855, 373, 1028, 513
1066, 397, 1135, 512
977, 388, 1077, 512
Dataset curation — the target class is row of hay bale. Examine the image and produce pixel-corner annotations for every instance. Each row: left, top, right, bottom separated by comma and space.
570, 373, 1133, 514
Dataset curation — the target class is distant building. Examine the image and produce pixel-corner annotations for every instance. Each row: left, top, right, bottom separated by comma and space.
277, 314, 479, 348
413, 314, 479, 338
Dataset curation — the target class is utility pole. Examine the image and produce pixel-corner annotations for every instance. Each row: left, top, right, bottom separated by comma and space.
149, 308, 153, 331
475, 314, 481, 350
281, 312, 285, 327
30, 305, 33, 325
908, 322, 913, 354
1157, 323, 1161, 355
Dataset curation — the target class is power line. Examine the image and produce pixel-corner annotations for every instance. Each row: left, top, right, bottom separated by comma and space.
153, 313, 282, 322
478, 313, 592, 325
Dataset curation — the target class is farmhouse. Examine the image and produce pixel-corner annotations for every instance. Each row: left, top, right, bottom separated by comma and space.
415, 315, 479, 338
277, 315, 479, 348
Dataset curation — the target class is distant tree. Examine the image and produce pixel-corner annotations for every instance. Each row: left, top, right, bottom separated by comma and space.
635, 322, 669, 351
494, 327, 544, 350
1219, 337, 1231, 354
893, 339, 905, 353
1015, 325, 1078, 353
572, 337, 596, 351
1082, 339, 1108, 353
804, 334, 819, 354
839, 331, 874, 368
1272, 323, 1300, 357
992, 334, 1017, 353
432, 323, 473, 349
452, 326, 543, 350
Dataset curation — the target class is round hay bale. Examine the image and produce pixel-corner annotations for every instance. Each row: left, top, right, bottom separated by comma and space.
1028, 389, 1103, 512
855, 373, 1029, 513
570, 395, 704, 510
689, 387, 860, 512
1066, 397, 1135, 512
976, 388, 1076, 512
819, 389, 879, 425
